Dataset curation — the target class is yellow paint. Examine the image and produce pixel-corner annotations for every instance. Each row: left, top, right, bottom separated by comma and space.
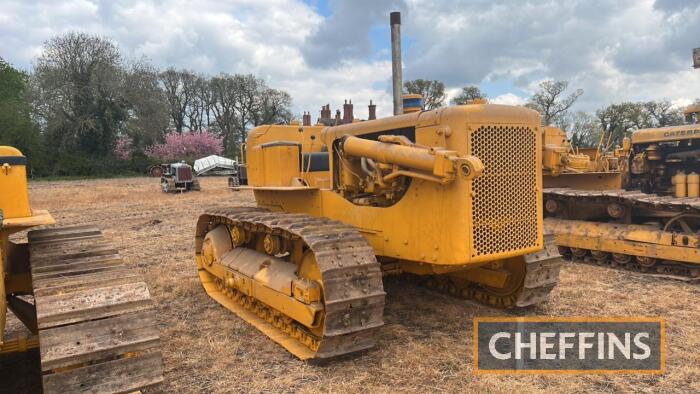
631, 124, 700, 144
0, 146, 31, 219
201, 227, 322, 328
673, 172, 687, 198
541, 127, 623, 189
545, 218, 699, 264
688, 172, 699, 197
0, 335, 39, 354
247, 104, 544, 268
197, 268, 316, 359
1, 146, 55, 350
543, 172, 622, 190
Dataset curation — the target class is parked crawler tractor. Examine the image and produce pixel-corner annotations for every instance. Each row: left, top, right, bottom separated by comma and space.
160, 162, 201, 193
194, 103, 562, 359
543, 123, 700, 279
0, 146, 163, 392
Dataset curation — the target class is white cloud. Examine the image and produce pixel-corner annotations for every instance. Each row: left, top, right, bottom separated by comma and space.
0, 0, 396, 118
1, 0, 699, 119
401, 0, 700, 111
490, 93, 527, 106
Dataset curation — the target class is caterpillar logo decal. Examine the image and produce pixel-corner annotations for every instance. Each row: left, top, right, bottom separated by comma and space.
663, 129, 700, 138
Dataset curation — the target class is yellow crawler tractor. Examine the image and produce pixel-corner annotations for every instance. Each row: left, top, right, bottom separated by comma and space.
543, 123, 700, 278
194, 103, 563, 359
1, 146, 163, 392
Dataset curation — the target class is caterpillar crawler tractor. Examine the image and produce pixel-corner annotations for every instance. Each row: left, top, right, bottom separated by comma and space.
194, 103, 563, 359
0, 146, 163, 392
160, 162, 201, 193
543, 123, 700, 278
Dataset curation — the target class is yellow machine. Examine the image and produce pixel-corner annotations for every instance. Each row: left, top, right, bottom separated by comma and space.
543, 122, 700, 278
195, 103, 562, 359
542, 126, 623, 190
0, 146, 163, 392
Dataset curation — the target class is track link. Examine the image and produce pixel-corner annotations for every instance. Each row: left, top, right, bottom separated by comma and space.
195, 208, 385, 359
423, 235, 562, 308
544, 188, 700, 214
28, 225, 163, 393
558, 247, 700, 281
544, 188, 700, 280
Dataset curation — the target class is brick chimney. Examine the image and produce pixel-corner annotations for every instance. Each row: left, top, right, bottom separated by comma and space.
334, 109, 341, 126
302, 111, 311, 126
368, 100, 376, 120
342, 100, 354, 124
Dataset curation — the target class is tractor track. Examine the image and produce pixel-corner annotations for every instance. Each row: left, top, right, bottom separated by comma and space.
195, 207, 386, 359
28, 225, 163, 393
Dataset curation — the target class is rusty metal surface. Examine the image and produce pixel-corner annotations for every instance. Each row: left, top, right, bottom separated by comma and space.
195, 208, 386, 359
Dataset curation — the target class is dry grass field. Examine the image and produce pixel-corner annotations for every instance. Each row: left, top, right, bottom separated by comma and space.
1, 176, 699, 393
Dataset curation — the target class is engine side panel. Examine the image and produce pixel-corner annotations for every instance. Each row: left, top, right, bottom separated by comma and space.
250, 104, 544, 266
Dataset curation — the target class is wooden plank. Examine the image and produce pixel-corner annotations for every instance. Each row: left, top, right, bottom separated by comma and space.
36, 282, 153, 329
42, 351, 163, 394
31, 253, 123, 272
39, 310, 159, 371
33, 269, 142, 297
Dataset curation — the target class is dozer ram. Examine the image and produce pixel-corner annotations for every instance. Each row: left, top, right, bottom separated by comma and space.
194, 103, 563, 359
1, 146, 163, 392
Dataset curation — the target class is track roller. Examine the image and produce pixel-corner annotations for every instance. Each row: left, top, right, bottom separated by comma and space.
195, 208, 385, 360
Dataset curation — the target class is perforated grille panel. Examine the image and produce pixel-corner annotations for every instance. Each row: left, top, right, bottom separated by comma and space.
470, 125, 538, 257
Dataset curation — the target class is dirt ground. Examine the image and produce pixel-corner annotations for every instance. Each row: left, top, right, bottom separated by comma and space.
1, 176, 699, 393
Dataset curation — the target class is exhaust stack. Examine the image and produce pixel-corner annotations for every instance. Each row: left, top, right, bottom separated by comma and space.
390, 11, 403, 116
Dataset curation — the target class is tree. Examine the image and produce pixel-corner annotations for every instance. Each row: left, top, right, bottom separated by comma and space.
159, 68, 196, 133
595, 102, 641, 146
253, 88, 293, 126
31, 32, 128, 157
0, 57, 43, 168
643, 100, 684, 127
403, 79, 446, 110
595, 100, 685, 147
144, 130, 223, 161
187, 75, 214, 132
209, 74, 239, 156
556, 111, 600, 148
451, 85, 487, 105
123, 59, 169, 148
525, 80, 583, 126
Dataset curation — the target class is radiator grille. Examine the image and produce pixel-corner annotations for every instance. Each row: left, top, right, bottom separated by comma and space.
177, 166, 193, 182
470, 125, 538, 257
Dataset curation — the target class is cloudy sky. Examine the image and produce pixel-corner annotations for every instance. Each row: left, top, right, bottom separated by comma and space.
1, 0, 699, 118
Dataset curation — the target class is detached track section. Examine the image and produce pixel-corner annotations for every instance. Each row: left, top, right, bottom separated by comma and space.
195, 208, 385, 359
28, 225, 163, 393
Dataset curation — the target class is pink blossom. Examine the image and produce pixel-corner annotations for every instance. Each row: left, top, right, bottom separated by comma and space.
114, 136, 133, 160
144, 130, 224, 161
